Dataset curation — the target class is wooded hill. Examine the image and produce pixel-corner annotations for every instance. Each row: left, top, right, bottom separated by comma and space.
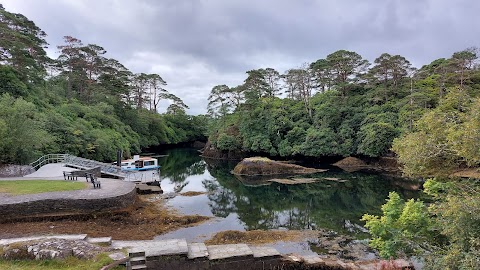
0, 5, 207, 164
207, 47, 480, 160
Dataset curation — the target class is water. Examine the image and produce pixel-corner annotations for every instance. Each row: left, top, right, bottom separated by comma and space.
154, 148, 420, 253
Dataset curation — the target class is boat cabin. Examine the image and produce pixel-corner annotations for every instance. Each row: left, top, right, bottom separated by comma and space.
121, 156, 159, 171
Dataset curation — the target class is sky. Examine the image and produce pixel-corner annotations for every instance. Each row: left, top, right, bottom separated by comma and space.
2, 0, 480, 115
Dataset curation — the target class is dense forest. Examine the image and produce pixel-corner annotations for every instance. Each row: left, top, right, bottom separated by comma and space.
206, 47, 480, 160
0, 5, 207, 164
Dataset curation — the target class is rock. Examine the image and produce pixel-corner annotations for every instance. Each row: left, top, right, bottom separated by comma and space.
332, 157, 369, 172
232, 157, 327, 176
0, 164, 35, 177
267, 178, 320, 185
1, 239, 109, 260
333, 156, 401, 174
192, 141, 206, 149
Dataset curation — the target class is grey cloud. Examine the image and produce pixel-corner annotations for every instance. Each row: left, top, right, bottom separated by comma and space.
3, 0, 480, 114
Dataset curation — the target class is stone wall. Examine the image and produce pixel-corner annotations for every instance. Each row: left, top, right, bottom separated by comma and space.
146, 255, 300, 270
0, 164, 35, 177
0, 188, 136, 222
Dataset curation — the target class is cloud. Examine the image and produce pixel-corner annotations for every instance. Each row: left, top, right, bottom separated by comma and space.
3, 0, 480, 114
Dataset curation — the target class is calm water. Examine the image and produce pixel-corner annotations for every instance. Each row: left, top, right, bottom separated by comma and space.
153, 148, 419, 252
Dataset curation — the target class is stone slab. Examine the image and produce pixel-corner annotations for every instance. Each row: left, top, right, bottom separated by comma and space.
114, 239, 188, 257
87, 237, 112, 245
249, 246, 281, 258
0, 234, 87, 245
188, 242, 209, 259
108, 252, 127, 261
207, 244, 253, 260
302, 254, 325, 265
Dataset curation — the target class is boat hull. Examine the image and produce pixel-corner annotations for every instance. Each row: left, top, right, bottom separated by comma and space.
122, 166, 160, 171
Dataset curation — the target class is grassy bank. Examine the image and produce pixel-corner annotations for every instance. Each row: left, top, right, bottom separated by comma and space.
0, 180, 87, 195
0, 253, 121, 270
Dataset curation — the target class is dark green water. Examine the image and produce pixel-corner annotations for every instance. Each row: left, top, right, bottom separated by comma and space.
155, 148, 419, 244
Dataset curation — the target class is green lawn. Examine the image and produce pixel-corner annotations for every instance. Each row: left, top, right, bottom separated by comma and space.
0, 180, 87, 195
0, 254, 123, 270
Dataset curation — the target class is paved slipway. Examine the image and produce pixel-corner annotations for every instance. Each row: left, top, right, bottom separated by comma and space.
0, 163, 135, 207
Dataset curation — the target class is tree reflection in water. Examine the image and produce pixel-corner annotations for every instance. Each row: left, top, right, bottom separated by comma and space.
156, 149, 420, 237
202, 157, 419, 236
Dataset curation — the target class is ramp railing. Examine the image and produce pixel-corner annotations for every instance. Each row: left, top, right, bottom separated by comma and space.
29, 154, 67, 170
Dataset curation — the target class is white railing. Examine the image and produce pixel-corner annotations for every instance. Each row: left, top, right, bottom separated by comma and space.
29, 154, 67, 170
124, 169, 161, 183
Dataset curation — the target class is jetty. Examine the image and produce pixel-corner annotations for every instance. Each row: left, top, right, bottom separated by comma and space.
29, 154, 160, 183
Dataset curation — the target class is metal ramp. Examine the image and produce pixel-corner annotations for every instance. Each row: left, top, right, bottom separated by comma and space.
29, 154, 124, 179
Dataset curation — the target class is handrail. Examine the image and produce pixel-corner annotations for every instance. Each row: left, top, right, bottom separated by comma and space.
29, 154, 67, 170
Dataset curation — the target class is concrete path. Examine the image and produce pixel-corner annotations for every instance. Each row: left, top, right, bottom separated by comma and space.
24, 163, 77, 178
0, 163, 136, 211
0, 177, 135, 205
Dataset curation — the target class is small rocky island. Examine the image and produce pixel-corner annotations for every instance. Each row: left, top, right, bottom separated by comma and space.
232, 157, 326, 176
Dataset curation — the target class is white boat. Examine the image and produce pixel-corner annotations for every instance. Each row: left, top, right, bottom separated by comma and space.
121, 155, 160, 171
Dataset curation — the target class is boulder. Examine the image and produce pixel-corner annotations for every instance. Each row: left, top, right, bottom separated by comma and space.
333, 156, 401, 173
232, 157, 326, 176
1, 239, 109, 260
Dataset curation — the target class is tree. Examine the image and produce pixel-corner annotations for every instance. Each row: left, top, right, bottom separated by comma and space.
97, 58, 132, 105
0, 6, 49, 82
369, 53, 412, 102
56, 36, 83, 99
0, 94, 52, 164
207, 84, 231, 118
244, 69, 269, 99
326, 50, 369, 96
263, 68, 282, 97
283, 65, 314, 118
146, 73, 167, 112
130, 73, 150, 109
449, 47, 478, 88
166, 94, 189, 115
362, 192, 431, 259
310, 58, 333, 93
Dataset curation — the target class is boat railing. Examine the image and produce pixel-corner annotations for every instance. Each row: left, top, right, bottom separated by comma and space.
123, 169, 161, 183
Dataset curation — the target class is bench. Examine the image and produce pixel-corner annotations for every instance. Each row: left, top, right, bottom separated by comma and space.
63, 171, 77, 181
62, 167, 101, 182
87, 173, 101, 189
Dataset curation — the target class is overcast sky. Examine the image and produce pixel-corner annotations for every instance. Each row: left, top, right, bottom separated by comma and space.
3, 0, 479, 114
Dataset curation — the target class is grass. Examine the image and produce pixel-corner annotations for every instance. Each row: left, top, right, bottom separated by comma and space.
0, 180, 87, 195
0, 253, 123, 270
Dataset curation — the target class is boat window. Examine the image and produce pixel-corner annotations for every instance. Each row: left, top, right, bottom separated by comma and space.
144, 161, 155, 166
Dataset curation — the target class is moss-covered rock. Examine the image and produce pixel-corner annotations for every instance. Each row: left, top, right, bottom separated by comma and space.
232, 157, 326, 176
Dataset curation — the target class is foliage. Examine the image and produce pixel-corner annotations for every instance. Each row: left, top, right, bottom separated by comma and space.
0, 253, 119, 270
207, 45, 480, 161
361, 192, 431, 258
0, 94, 52, 164
0, 6, 207, 164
